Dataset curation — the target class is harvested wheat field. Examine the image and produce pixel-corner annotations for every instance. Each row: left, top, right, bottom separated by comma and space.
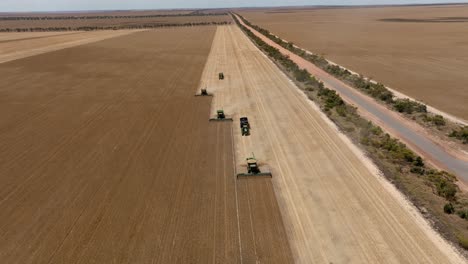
0, 30, 141, 64
240, 4, 468, 120
0, 26, 292, 263
202, 25, 464, 263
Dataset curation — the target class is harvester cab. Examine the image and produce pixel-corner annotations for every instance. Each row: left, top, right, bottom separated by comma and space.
217, 110, 225, 119
246, 157, 260, 174
219, 72, 224, 80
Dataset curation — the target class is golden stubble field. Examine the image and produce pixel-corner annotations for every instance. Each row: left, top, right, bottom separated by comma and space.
240, 4, 468, 120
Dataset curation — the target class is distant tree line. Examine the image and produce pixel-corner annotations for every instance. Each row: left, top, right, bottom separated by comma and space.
0, 13, 229, 21
0, 21, 231, 32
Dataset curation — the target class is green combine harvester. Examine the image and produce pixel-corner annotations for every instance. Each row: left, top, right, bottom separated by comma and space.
237, 154, 272, 178
219, 72, 224, 80
209, 109, 233, 122
195, 87, 212, 97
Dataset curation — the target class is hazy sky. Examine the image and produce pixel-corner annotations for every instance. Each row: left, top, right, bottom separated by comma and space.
0, 0, 466, 12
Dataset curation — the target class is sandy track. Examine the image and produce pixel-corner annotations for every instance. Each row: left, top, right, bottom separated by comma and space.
201, 25, 465, 263
0, 30, 140, 64
0, 26, 292, 263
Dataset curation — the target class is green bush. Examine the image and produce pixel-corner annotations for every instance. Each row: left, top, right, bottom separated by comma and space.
457, 209, 467, 219
444, 203, 455, 214
435, 179, 457, 201
413, 156, 424, 167
458, 235, 468, 250
336, 105, 347, 117
432, 115, 446, 126
449, 127, 468, 144
410, 166, 425, 175
318, 88, 344, 111
393, 99, 427, 114
294, 69, 311, 82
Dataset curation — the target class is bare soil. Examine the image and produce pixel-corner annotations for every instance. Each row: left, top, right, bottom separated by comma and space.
0, 26, 292, 263
240, 4, 468, 120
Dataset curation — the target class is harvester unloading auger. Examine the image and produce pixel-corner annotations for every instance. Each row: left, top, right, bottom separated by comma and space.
237, 153, 272, 178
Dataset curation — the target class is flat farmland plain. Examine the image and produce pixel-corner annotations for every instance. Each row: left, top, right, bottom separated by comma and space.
240, 5, 468, 120
0, 26, 291, 263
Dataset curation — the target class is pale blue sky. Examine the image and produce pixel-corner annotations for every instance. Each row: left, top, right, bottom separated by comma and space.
0, 0, 466, 12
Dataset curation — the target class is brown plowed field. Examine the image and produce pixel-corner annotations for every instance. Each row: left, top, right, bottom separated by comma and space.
240, 4, 468, 120
0, 26, 291, 263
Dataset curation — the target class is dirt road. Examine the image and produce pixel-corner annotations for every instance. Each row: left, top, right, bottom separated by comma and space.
201, 25, 465, 263
0, 27, 292, 263
235, 15, 468, 182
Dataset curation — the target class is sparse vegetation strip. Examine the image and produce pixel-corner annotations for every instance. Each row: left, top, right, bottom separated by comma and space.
235, 13, 467, 146
232, 13, 468, 253
0, 13, 229, 21
0, 21, 231, 32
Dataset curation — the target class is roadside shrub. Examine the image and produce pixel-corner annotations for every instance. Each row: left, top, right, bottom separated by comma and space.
294, 69, 311, 82
432, 115, 446, 126
449, 127, 468, 144
458, 235, 468, 250
457, 209, 467, 219
435, 179, 457, 201
318, 88, 344, 111
393, 99, 427, 114
326, 64, 351, 78
443, 203, 455, 214
336, 105, 347, 117
410, 166, 425, 175
413, 156, 424, 167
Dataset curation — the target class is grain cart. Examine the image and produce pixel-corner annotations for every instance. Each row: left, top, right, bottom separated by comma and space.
240, 117, 250, 128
